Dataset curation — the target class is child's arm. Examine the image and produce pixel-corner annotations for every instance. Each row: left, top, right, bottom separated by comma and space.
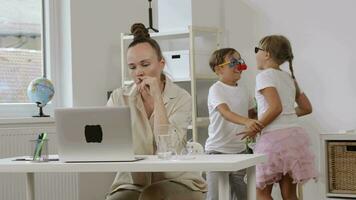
217, 103, 264, 132
295, 93, 312, 116
240, 87, 281, 139
294, 80, 312, 117
258, 87, 283, 126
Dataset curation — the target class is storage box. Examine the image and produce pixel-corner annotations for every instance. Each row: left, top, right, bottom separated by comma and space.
327, 141, 356, 194
163, 50, 190, 81
163, 50, 215, 82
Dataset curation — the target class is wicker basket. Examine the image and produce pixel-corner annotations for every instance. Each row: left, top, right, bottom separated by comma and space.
328, 141, 356, 194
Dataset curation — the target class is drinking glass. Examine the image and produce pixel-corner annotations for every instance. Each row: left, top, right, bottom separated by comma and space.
156, 124, 179, 160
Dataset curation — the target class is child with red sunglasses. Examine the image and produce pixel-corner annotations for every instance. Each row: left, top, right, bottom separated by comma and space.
205, 48, 263, 200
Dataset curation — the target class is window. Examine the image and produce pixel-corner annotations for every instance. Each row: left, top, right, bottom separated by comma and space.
0, 0, 61, 118
0, 0, 45, 104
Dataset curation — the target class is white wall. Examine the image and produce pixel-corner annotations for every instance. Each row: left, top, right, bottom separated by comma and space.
158, 0, 191, 31
157, 0, 222, 31
243, 0, 356, 133
219, 0, 259, 87
191, 0, 223, 28
65, 0, 150, 107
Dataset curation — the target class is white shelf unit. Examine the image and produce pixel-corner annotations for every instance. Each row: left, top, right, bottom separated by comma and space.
320, 133, 356, 199
120, 26, 221, 142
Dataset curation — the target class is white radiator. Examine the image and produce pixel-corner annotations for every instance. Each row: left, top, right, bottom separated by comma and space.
0, 126, 78, 200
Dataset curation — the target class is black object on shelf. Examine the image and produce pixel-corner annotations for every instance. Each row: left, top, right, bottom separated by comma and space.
147, 0, 159, 32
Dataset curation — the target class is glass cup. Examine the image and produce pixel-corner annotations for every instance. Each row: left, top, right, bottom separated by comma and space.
155, 124, 179, 160
30, 138, 49, 162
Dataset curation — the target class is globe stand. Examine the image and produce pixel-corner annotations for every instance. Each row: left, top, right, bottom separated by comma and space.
33, 102, 50, 117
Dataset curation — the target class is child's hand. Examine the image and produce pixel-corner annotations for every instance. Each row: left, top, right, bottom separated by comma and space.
237, 130, 259, 140
244, 119, 264, 132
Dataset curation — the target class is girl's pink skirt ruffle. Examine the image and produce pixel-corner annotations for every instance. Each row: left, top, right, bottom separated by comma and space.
254, 127, 318, 189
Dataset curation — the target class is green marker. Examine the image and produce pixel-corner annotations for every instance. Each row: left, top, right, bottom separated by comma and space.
33, 132, 48, 161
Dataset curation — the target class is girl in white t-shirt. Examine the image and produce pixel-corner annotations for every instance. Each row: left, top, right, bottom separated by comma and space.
205, 48, 264, 200
243, 35, 318, 200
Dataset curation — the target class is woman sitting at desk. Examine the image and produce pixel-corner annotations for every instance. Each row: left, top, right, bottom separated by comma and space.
105, 23, 206, 200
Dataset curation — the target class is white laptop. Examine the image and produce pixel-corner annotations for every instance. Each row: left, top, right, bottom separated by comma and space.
55, 106, 138, 162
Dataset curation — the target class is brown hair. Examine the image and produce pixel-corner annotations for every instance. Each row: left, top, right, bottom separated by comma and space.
128, 23, 163, 61
259, 35, 295, 79
209, 48, 238, 72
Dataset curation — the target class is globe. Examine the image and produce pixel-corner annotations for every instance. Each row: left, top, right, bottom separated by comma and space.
27, 77, 55, 117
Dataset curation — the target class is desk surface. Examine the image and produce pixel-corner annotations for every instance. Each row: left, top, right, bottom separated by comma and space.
0, 154, 266, 173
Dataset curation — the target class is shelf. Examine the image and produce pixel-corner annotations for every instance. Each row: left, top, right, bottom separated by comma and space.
190, 26, 222, 33
123, 80, 134, 86
172, 76, 217, 82
171, 77, 191, 82
195, 75, 218, 80
122, 26, 221, 41
122, 29, 189, 40
197, 117, 210, 127
327, 193, 356, 198
125, 77, 217, 85
188, 117, 210, 129
321, 134, 356, 199
321, 133, 356, 140
125, 79, 189, 84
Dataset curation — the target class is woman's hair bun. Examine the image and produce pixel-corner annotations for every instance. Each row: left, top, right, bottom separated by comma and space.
131, 23, 150, 40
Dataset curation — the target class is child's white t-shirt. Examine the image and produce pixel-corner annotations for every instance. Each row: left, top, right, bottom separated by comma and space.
255, 68, 299, 132
205, 81, 254, 153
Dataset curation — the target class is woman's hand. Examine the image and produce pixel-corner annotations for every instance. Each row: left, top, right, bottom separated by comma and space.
243, 119, 264, 132
136, 76, 162, 98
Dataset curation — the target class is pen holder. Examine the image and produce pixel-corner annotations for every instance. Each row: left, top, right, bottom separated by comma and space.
30, 138, 49, 162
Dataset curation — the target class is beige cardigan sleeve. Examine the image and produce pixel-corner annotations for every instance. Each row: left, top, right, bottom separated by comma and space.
107, 88, 127, 107
167, 90, 192, 151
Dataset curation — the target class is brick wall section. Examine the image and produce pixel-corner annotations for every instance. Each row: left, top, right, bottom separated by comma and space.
0, 48, 42, 103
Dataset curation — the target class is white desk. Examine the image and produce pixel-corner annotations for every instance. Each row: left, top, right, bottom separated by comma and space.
0, 154, 266, 200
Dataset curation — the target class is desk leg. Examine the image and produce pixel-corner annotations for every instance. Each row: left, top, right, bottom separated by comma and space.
218, 172, 230, 200
26, 173, 35, 200
247, 166, 256, 200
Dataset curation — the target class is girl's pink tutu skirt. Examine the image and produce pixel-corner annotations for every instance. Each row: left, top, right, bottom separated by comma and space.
254, 127, 318, 189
